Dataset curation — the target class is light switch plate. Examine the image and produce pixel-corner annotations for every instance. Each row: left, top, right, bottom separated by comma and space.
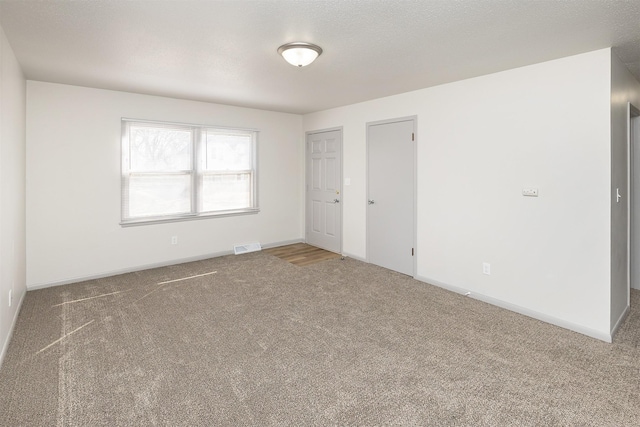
482, 262, 491, 275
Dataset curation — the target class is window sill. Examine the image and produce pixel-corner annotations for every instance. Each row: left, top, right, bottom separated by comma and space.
120, 208, 259, 227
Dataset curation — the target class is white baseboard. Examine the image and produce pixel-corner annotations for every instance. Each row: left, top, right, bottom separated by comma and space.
415, 275, 612, 343
611, 304, 630, 338
0, 289, 26, 369
28, 238, 304, 291
262, 239, 303, 249
341, 251, 366, 262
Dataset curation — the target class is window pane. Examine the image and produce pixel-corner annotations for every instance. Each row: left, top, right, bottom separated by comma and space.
128, 174, 192, 218
205, 132, 252, 171
130, 126, 192, 171
122, 119, 258, 224
202, 173, 251, 211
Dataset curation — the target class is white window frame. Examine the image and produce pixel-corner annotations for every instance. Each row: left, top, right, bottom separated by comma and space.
121, 118, 259, 226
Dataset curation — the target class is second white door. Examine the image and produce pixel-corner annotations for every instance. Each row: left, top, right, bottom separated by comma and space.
367, 118, 415, 276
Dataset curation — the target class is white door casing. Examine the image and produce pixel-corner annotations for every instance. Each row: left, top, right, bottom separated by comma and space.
631, 112, 640, 291
306, 129, 342, 253
367, 118, 416, 276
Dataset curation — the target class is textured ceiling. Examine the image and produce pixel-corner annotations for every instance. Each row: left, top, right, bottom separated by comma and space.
1, 0, 640, 114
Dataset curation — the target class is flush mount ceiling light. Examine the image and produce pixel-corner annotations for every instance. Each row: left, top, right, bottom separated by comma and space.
277, 42, 323, 67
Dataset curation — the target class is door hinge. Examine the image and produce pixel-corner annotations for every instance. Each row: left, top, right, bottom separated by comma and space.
412, 248, 414, 256
412, 132, 415, 141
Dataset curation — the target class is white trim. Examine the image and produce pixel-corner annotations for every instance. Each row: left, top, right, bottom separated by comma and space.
611, 304, 630, 338
27, 238, 303, 290
628, 104, 640, 304
120, 208, 259, 227
341, 251, 366, 262
261, 239, 303, 249
0, 290, 26, 369
415, 275, 613, 343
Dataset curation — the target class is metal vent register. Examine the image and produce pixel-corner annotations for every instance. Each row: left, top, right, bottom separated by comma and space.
233, 242, 262, 255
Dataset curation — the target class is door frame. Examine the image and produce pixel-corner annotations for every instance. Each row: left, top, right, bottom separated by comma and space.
305, 127, 344, 254
365, 115, 418, 277
628, 103, 640, 304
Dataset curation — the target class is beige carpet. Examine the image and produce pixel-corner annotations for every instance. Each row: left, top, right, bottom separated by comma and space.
1, 251, 639, 426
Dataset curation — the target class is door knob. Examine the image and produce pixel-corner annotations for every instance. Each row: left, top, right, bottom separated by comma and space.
368, 200, 375, 205
333, 199, 340, 203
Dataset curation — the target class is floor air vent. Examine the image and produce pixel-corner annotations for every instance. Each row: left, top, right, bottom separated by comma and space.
233, 242, 262, 255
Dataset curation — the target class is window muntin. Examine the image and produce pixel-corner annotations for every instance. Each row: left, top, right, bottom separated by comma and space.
122, 120, 258, 225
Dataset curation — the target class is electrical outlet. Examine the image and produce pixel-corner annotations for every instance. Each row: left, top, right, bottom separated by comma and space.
522, 188, 539, 197
482, 262, 491, 275
8, 289, 12, 307
171, 236, 178, 245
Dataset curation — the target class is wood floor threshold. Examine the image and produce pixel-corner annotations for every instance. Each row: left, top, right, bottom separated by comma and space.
264, 244, 341, 266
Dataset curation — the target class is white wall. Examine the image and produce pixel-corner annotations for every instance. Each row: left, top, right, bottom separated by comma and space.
304, 49, 614, 340
0, 25, 27, 365
610, 51, 640, 331
27, 82, 304, 288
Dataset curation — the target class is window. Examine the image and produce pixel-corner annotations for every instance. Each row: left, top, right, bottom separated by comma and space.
121, 119, 258, 225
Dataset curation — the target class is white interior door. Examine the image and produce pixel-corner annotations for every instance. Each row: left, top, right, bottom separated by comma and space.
306, 129, 342, 253
367, 118, 415, 275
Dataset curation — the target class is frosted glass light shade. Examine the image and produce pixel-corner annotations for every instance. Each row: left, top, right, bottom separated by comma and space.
278, 42, 323, 67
